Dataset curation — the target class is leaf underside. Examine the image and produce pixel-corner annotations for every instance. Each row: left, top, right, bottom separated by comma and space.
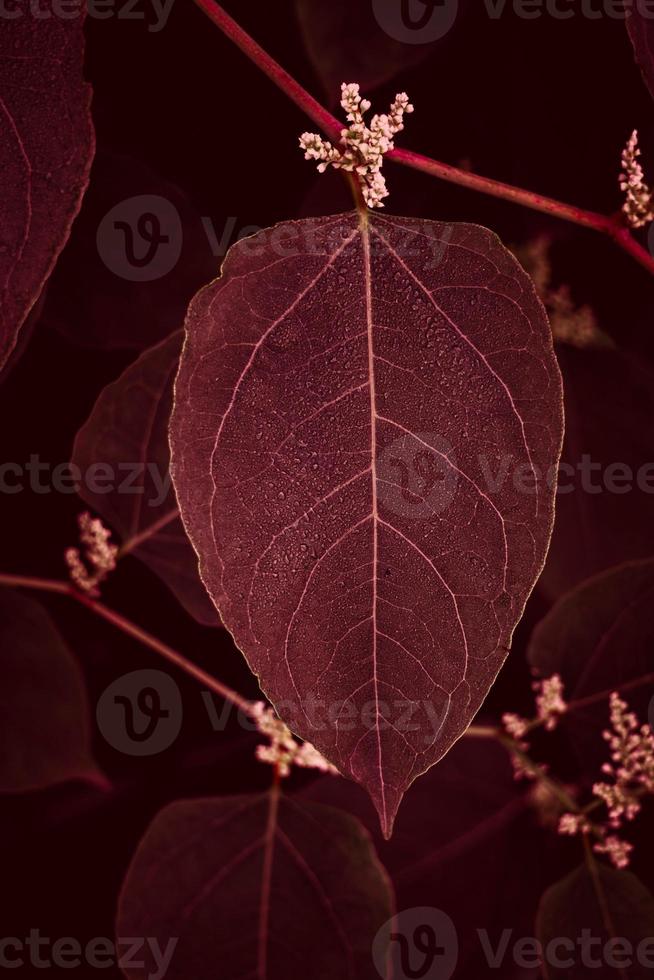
0, 5, 94, 374
295, 0, 434, 101
116, 793, 393, 980
627, 8, 654, 103
0, 588, 102, 792
529, 558, 654, 775
72, 331, 219, 626
536, 862, 654, 979
170, 211, 564, 835
539, 348, 654, 598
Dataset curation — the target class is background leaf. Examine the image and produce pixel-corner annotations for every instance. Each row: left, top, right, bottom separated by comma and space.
72, 330, 218, 626
0, 5, 94, 373
170, 211, 563, 835
295, 0, 437, 102
41, 152, 218, 351
627, 8, 654, 104
536, 861, 654, 979
116, 792, 394, 980
539, 348, 654, 599
529, 558, 654, 778
303, 736, 531, 977
0, 588, 103, 793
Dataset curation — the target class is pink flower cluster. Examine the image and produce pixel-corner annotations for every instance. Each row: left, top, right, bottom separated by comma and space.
252, 702, 339, 778
299, 82, 413, 208
502, 674, 567, 779
502, 673, 568, 778
620, 130, 654, 229
65, 512, 118, 598
534, 673, 567, 731
558, 693, 654, 869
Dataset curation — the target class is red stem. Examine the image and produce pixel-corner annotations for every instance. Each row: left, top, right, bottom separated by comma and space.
192, 0, 342, 141
192, 0, 654, 276
0, 571, 497, 737
0, 573, 256, 719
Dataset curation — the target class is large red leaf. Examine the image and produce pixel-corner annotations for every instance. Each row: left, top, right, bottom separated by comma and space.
72, 331, 218, 626
170, 211, 564, 835
0, 5, 94, 373
116, 792, 393, 980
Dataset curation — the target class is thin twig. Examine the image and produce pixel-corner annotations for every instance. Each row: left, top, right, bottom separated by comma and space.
0, 573, 257, 719
0, 570, 509, 748
192, 0, 654, 275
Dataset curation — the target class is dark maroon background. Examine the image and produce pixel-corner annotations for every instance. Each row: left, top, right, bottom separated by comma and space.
1, 1, 653, 976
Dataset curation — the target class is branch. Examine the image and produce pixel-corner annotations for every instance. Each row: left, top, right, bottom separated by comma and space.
192, 0, 654, 276
0, 573, 257, 719
0, 571, 498, 741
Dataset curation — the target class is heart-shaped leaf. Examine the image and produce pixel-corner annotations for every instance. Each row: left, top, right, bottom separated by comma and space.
0, 588, 104, 793
170, 211, 563, 835
72, 331, 218, 626
536, 861, 654, 979
116, 792, 393, 980
0, 6, 94, 374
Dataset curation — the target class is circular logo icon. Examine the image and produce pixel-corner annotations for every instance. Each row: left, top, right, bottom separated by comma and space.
373, 907, 458, 980
96, 194, 182, 282
96, 669, 182, 756
377, 432, 459, 520
372, 0, 459, 44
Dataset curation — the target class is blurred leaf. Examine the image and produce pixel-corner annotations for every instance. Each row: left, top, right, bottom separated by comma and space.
540, 348, 654, 599
536, 860, 654, 978
0, 588, 103, 793
41, 152, 218, 351
529, 559, 654, 777
303, 737, 529, 976
72, 330, 218, 626
627, 10, 654, 104
0, 5, 94, 374
295, 0, 435, 102
117, 791, 393, 980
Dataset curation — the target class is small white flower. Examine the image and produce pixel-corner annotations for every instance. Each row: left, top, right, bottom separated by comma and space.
252, 702, 338, 778
558, 812, 590, 836
65, 512, 118, 597
299, 82, 413, 209
592, 693, 654, 828
620, 130, 654, 229
534, 674, 567, 731
502, 712, 529, 740
594, 834, 634, 870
